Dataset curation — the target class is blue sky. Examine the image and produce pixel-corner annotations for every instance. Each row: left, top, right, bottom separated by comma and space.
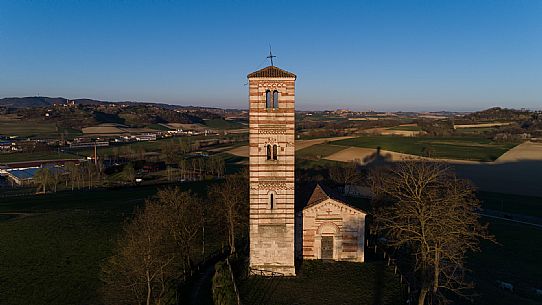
0, 0, 540, 111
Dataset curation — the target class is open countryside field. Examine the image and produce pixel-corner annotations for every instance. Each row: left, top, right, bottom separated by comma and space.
0, 116, 58, 138
0, 182, 220, 305
227, 136, 353, 158
322, 146, 450, 164
203, 118, 246, 129
388, 124, 422, 131
496, 141, 542, 162
470, 218, 542, 305
479, 191, 542, 217
454, 122, 513, 129
331, 136, 518, 162
0, 152, 79, 163
296, 144, 347, 160
81, 124, 155, 134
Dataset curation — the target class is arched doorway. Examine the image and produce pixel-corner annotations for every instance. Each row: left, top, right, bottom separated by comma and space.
315, 222, 340, 260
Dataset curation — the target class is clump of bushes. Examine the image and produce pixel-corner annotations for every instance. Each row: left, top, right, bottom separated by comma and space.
212, 261, 238, 305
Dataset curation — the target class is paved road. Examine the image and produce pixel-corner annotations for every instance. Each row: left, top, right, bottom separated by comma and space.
481, 208, 542, 229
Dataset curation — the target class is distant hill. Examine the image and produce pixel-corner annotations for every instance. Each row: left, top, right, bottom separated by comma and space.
458, 107, 533, 123
0, 97, 110, 108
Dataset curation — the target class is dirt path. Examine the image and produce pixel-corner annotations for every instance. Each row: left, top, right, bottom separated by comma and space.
187, 264, 215, 305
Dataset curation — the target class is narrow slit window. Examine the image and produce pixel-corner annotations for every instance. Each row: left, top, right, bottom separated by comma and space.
266, 145, 272, 160
272, 145, 278, 160
273, 90, 279, 108
265, 90, 272, 108
270, 193, 274, 209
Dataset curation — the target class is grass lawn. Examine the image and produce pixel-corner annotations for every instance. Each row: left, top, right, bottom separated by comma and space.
478, 192, 542, 218
0, 182, 219, 305
0, 210, 122, 305
296, 143, 347, 160
469, 218, 542, 305
239, 260, 403, 305
331, 136, 518, 161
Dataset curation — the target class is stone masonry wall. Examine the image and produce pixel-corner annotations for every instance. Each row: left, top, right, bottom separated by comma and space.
248, 76, 296, 276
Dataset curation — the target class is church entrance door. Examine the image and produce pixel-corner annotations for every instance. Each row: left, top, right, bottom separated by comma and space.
321, 236, 334, 259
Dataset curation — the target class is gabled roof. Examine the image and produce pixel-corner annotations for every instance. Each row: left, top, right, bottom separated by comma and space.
247, 66, 296, 79
304, 183, 367, 214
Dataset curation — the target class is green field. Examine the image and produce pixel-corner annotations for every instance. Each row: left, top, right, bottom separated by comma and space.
239, 260, 403, 305
147, 123, 173, 131
388, 125, 422, 131
203, 118, 246, 129
0, 118, 58, 138
0, 151, 79, 163
296, 143, 346, 160
0, 182, 218, 305
331, 136, 518, 161
470, 219, 542, 305
479, 192, 542, 218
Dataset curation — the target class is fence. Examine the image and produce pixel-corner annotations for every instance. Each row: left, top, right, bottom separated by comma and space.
236, 267, 285, 305
367, 230, 414, 304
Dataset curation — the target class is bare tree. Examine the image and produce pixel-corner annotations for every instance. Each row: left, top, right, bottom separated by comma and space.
329, 161, 359, 194
101, 203, 176, 305
209, 171, 249, 255
369, 160, 493, 305
34, 167, 52, 194
122, 163, 136, 184
178, 159, 187, 181
161, 140, 179, 164
155, 188, 203, 273
64, 162, 78, 190
51, 166, 63, 192
101, 188, 204, 305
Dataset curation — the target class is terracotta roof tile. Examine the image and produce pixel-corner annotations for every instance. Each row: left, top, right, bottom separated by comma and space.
306, 184, 330, 207
304, 183, 367, 214
247, 66, 296, 79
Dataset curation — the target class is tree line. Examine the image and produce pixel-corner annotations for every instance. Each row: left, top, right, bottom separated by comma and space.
100, 171, 248, 305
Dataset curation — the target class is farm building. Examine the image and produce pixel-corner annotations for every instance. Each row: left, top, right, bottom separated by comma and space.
296, 184, 367, 262
0, 159, 80, 186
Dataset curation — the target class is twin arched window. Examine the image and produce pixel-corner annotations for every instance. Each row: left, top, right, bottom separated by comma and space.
265, 90, 279, 109
266, 144, 278, 160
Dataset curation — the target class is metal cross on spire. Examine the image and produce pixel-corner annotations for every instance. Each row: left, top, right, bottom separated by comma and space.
267, 45, 276, 66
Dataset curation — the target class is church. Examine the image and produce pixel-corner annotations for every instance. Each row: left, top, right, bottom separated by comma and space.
247, 64, 367, 276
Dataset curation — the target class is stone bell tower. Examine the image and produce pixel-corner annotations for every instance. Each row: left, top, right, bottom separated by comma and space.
247, 65, 296, 276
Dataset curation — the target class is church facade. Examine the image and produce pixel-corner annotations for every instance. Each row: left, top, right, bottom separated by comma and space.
247, 65, 366, 276
298, 184, 366, 262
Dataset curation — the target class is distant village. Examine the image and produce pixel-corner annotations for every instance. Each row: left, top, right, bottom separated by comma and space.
0, 97, 540, 191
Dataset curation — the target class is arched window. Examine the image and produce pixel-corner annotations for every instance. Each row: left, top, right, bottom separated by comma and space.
265, 90, 272, 108
273, 90, 279, 108
268, 191, 277, 209
266, 144, 272, 160
272, 145, 278, 160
